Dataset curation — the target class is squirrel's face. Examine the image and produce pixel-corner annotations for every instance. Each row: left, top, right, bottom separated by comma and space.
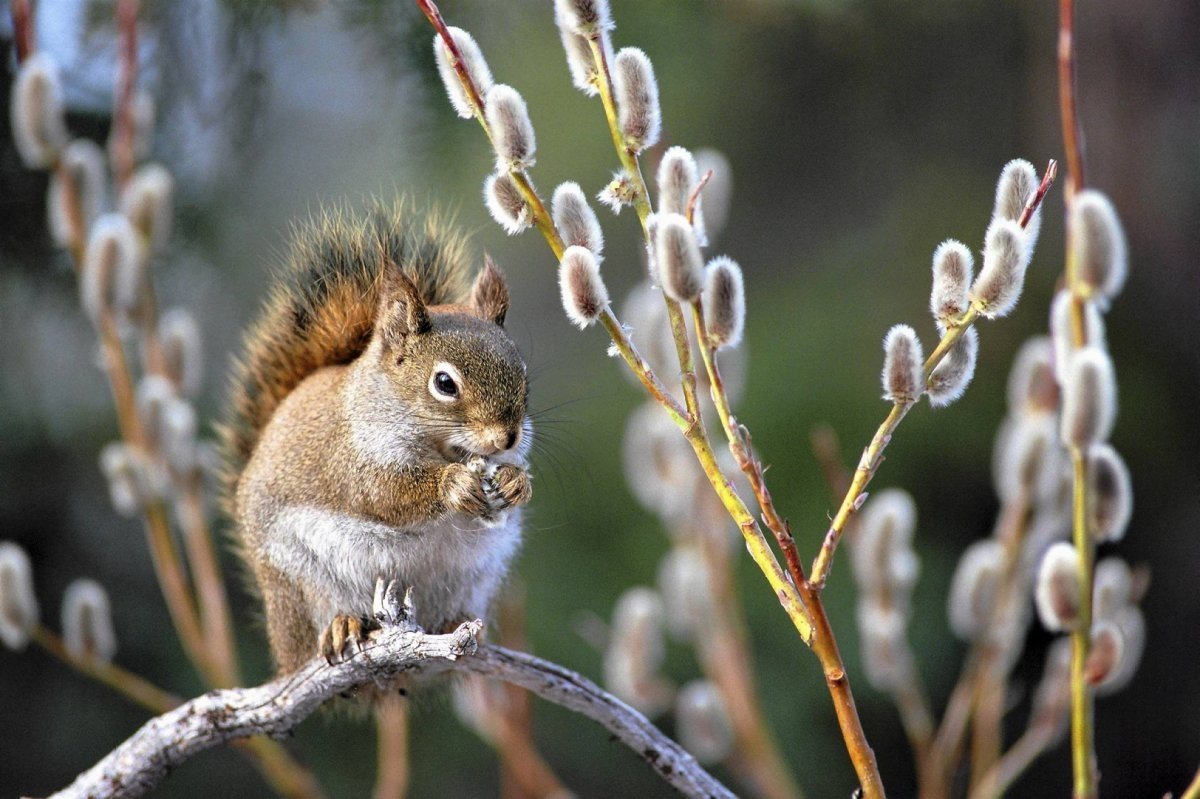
382, 311, 529, 460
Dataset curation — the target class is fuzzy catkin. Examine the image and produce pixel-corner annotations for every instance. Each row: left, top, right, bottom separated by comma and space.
929, 239, 974, 325
1086, 444, 1133, 543
927, 325, 978, 407
613, 48, 661, 153
675, 681, 733, 764
693, 149, 732, 243
1092, 557, 1133, 622
485, 85, 536, 171
701, 256, 745, 349
62, 579, 117, 663
656, 146, 707, 245
947, 539, 1004, 641
970, 219, 1028, 318
1071, 189, 1128, 306
1050, 290, 1106, 388
881, 325, 924, 404
1006, 336, 1058, 414
11, 53, 68, 168
993, 158, 1042, 253
0, 542, 38, 651
554, 0, 614, 36
81, 214, 142, 327
1035, 542, 1083, 632
48, 139, 106, 249
433, 27, 494, 119
121, 163, 174, 255
484, 172, 532, 235
1059, 346, 1117, 449
655, 214, 703, 302
552, 182, 604, 256
558, 246, 609, 328
159, 308, 204, 397
851, 489, 919, 594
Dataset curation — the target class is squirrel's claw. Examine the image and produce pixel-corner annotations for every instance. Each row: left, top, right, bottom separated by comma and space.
441, 462, 491, 517
318, 613, 375, 665
489, 464, 532, 509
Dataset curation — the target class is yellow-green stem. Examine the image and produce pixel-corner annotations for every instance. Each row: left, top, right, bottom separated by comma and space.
1069, 449, 1097, 799
1179, 768, 1200, 799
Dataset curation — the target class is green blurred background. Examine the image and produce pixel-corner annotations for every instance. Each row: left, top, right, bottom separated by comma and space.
2, 0, 1198, 796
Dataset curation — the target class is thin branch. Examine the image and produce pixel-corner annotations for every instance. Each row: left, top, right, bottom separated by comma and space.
1180, 767, 1200, 799
51, 585, 733, 799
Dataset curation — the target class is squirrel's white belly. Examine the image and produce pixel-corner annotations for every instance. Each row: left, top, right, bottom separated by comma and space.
264, 505, 522, 632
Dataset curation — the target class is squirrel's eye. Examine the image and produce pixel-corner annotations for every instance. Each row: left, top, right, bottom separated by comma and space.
432, 370, 459, 399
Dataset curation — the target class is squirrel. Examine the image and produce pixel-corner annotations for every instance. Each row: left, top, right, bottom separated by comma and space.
220, 202, 532, 674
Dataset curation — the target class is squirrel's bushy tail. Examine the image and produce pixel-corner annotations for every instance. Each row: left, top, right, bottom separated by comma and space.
219, 201, 472, 507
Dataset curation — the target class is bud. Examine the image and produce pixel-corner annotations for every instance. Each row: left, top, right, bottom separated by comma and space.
10, 53, 69, 168
1035, 542, 1083, 632
1059, 347, 1117, 449
1084, 619, 1124, 688
1087, 444, 1132, 543
1098, 604, 1144, 695
657, 548, 711, 641
702, 256, 745, 349
483, 172, 532, 235
1092, 557, 1133, 622
996, 413, 1062, 506
597, 170, 637, 215
675, 680, 733, 764
656, 147, 707, 246
120, 163, 174, 255
947, 539, 1003, 640
1006, 336, 1058, 414
159, 308, 204, 398
857, 600, 909, 691
0, 542, 38, 651
970, 219, 1028, 318
558, 24, 609, 97
623, 404, 699, 521
433, 27, 494, 119
61, 579, 117, 664
655, 214, 703, 302
137, 375, 177, 452
553, 0, 614, 37
48, 139, 106, 249
552, 181, 604, 256
1071, 189, 1127, 307
100, 442, 149, 517
1050, 290, 1106, 388
161, 396, 199, 474
929, 239, 974, 325
993, 159, 1042, 253
484, 85, 536, 172
81, 214, 142, 327
613, 48, 661, 153
881, 324, 924, 404
558, 246, 609, 328
927, 325, 978, 407
604, 587, 671, 717
852, 488, 919, 594
694, 148, 732, 243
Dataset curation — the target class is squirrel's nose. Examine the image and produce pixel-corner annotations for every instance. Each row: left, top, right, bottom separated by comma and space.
480, 426, 519, 453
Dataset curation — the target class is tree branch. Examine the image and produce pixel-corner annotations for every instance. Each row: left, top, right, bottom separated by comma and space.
50, 582, 733, 799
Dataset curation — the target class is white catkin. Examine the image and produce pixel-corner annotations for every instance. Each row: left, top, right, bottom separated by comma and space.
1092, 557, 1133, 622
1085, 620, 1125, 689
656, 146, 708, 246
1050, 290, 1106, 388
485, 85, 536, 172
120, 163, 174, 255
622, 403, 699, 522
161, 397, 199, 474
927, 325, 978, 407
557, 22, 610, 97
657, 548, 712, 641
694, 148, 733, 243
99, 442, 146, 517
553, 0, 614, 36
1071, 189, 1128, 307
993, 158, 1042, 254
881, 324, 924, 403
856, 600, 909, 691
11, 53, 69, 168
996, 413, 1063, 506
1097, 604, 1145, 695
483, 173, 532, 235
970, 219, 1028, 318
1086, 444, 1133, 543
655, 214, 704, 302
1006, 336, 1057, 414
1059, 346, 1117, 449
613, 48, 661, 153
947, 539, 1004, 641
852, 488, 919, 594
701, 256, 745, 349
603, 587, 672, 717
48, 139, 107, 248
558, 245, 609, 327
929, 239, 974, 325
0, 542, 39, 651
80, 214, 142, 326
675, 680, 733, 764
552, 181, 604, 256
1035, 542, 1083, 632
62, 579, 117, 663
433, 27, 494, 119
159, 308, 204, 398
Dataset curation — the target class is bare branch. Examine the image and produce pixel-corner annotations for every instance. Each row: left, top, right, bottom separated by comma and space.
51, 593, 733, 799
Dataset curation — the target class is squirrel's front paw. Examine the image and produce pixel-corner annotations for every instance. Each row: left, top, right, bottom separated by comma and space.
440, 462, 490, 517
318, 614, 376, 665
489, 464, 532, 510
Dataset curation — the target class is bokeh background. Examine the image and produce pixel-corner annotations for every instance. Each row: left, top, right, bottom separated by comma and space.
2, 1, 1198, 796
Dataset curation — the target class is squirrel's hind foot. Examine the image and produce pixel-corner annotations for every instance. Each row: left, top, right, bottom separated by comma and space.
318, 613, 378, 665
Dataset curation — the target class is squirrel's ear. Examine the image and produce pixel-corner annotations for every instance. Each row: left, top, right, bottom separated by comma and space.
377, 265, 431, 349
470, 255, 509, 327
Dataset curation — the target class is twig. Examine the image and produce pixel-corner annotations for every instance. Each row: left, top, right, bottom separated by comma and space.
50, 584, 733, 799
112, 0, 139, 190
1179, 767, 1200, 799
373, 695, 410, 799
